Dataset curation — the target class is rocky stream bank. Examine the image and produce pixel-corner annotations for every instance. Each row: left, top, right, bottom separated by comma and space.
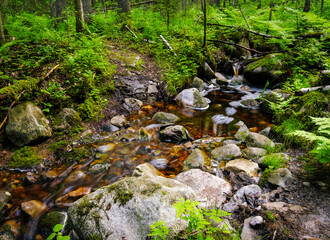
0, 55, 329, 240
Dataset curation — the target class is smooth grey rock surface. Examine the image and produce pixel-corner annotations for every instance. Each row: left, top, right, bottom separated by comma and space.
191, 77, 205, 92
110, 115, 127, 127
152, 112, 180, 124
175, 88, 209, 110
234, 121, 250, 141
68, 164, 195, 240
53, 108, 82, 132
242, 147, 267, 161
183, 148, 210, 170
159, 125, 192, 143
175, 169, 231, 208
6, 102, 52, 147
211, 144, 242, 161
268, 168, 294, 188
246, 132, 275, 149
225, 158, 259, 177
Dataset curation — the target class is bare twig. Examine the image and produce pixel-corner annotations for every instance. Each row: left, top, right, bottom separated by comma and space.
124, 24, 138, 38
208, 39, 264, 54
160, 35, 177, 57
239, 5, 250, 30
0, 90, 25, 130
44, 64, 60, 79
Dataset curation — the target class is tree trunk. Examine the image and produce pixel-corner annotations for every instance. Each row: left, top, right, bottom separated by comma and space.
101, 0, 107, 18
75, 0, 85, 33
118, 0, 131, 13
303, 0, 310, 12
55, 0, 66, 25
0, 11, 5, 45
202, 0, 206, 47
82, 0, 92, 24
215, 0, 220, 7
223, 0, 226, 8
257, 0, 261, 9
321, 0, 324, 13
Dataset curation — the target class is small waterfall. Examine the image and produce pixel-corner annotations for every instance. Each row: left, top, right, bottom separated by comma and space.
233, 62, 240, 77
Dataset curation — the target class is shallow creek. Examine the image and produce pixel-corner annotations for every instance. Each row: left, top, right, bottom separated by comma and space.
0, 81, 272, 239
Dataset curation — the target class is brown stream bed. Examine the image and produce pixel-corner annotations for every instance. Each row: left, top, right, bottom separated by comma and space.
0, 85, 273, 239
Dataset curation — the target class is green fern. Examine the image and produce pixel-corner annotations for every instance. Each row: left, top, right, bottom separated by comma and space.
266, 92, 295, 115
287, 117, 330, 163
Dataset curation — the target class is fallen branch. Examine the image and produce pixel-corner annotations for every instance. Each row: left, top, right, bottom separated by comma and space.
124, 24, 138, 38
131, 0, 157, 6
208, 39, 264, 54
0, 90, 25, 130
43, 64, 60, 79
207, 23, 282, 39
160, 35, 177, 57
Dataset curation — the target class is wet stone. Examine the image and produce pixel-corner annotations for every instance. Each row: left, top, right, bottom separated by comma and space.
21, 200, 47, 218
97, 143, 116, 153
211, 144, 242, 161
110, 115, 127, 128
0, 190, 12, 213
183, 148, 211, 170
64, 171, 87, 185
242, 147, 267, 161
102, 123, 119, 132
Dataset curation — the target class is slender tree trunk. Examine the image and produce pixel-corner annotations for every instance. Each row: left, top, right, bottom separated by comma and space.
55, 0, 66, 26
202, 0, 206, 47
0, 11, 5, 45
303, 0, 310, 12
82, 0, 92, 24
101, 0, 107, 18
223, 0, 226, 8
118, 0, 131, 13
257, 0, 261, 9
321, 0, 324, 13
75, 0, 85, 33
215, 0, 220, 7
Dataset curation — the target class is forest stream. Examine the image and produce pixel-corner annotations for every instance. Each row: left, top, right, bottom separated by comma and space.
0, 77, 275, 239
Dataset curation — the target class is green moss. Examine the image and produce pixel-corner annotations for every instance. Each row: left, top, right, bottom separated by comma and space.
89, 234, 102, 240
48, 140, 91, 164
9, 146, 41, 168
141, 183, 162, 196
245, 54, 283, 72
0, 78, 40, 101
38, 211, 65, 230
76, 197, 95, 216
259, 168, 273, 187
107, 180, 134, 206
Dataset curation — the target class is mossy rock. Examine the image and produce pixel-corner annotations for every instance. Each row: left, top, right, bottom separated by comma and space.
0, 78, 40, 101
52, 108, 82, 132
5, 102, 52, 147
38, 211, 68, 238
152, 112, 180, 124
243, 54, 286, 87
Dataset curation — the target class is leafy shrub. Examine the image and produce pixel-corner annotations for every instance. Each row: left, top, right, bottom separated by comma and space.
148, 198, 238, 240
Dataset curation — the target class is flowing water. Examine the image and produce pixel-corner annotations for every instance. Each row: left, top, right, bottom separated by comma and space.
0, 80, 272, 239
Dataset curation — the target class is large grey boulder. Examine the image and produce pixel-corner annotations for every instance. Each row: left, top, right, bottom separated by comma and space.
223, 184, 262, 213
246, 132, 275, 149
242, 147, 267, 161
5, 102, 52, 147
191, 77, 205, 92
159, 125, 192, 143
175, 88, 209, 110
183, 148, 210, 170
152, 112, 180, 124
68, 164, 195, 240
175, 169, 231, 208
211, 144, 241, 161
53, 108, 82, 132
